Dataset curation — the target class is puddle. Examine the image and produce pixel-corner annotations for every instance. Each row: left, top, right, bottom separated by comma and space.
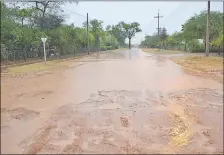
1, 49, 223, 154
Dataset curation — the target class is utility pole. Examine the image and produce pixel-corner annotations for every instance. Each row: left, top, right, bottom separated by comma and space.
87, 13, 90, 55
154, 9, 163, 50
205, 1, 210, 57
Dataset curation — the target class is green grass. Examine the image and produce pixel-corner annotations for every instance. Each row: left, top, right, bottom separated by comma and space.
7, 61, 58, 73
6, 48, 128, 74
141, 48, 184, 55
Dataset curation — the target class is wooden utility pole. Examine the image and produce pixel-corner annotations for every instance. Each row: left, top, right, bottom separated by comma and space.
205, 1, 210, 57
154, 9, 163, 50
87, 13, 90, 55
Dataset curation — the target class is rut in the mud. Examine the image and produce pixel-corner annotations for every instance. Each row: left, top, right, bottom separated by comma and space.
16, 88, 223, 154
1, 50, 223, 154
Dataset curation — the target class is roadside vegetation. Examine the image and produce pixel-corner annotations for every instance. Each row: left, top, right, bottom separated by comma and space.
140, 9, 223, 82
141, 48, 184, 55
2, 48, 126, 75
1, 1, 140, 66
140, 11, 223, 54
7, 62, 56, 73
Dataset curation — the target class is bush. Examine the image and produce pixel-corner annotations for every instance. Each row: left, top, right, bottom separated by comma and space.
106, 46, 112, 50
100, 46, 107, 51
191, 48, 223, 53
99, 45, 118, 51
191, 48, 204, 53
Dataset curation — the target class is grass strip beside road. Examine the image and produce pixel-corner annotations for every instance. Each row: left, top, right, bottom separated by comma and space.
172, 56, 223, 83
7, 61, 57, 73
3, 48, 128, 75
141, 48, 184, 55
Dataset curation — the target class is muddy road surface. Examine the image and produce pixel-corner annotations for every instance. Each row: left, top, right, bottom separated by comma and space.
1, 49, 223, 154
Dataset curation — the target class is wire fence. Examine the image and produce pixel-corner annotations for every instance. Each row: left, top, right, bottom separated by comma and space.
1, 8, 103, 67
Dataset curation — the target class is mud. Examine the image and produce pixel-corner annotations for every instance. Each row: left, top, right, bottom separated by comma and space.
1, 49, 223, 154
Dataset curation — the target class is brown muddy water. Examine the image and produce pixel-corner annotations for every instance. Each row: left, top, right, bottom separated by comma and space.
1, 49, 223, 154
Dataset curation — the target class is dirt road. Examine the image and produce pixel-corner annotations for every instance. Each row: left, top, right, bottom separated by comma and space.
1, 49, 223, 154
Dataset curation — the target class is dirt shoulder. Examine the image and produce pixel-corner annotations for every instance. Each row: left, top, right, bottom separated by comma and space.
172, 56, 223, 83
1, 48, 127, 79
141, 48, 223, 83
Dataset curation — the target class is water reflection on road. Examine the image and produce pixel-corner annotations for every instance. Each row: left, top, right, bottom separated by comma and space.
1, 48, 223, 154
54, 48, 223, 154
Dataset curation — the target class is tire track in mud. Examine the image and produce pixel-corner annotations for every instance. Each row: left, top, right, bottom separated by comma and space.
22, 123, 57, 154
162, 102, 195, 154
1, 107, 40, 135
19, 104, 84, 154
60, 125, 86, 154
162, 88, 223, 154
1, 107, 40, 121
17, 88, 223, 154
18, 90, 167, 154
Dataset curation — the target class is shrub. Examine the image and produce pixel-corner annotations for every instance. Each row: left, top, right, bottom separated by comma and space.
100, 46, 107, 51
191, 48, 204, 53
191, 48, 223, 53
106, 46, 112, 50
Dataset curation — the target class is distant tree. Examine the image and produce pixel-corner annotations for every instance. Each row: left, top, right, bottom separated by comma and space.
105, 23, 127, 47
160, 27, 168, 48
182, 11, 223, 49
121, 22, 142, 49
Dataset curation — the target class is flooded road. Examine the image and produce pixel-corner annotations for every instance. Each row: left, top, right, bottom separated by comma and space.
1, 49, 223, 154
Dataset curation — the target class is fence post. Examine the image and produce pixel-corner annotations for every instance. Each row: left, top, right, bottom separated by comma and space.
6, 50, 8, 66
13, 49, 15, 62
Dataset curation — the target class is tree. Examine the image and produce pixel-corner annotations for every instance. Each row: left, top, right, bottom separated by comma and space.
167, 35, 177, 49
141, 34, 159, 48
121, 22, 142, 49
107, 22, 127, 47
173, 32, 184, 50
24, 1, 76, 29
84, 19, 104, 50
17, 8, 32, 26
141, 8, 223, 54
182, 10, 223, 49
160, 27, 168, 48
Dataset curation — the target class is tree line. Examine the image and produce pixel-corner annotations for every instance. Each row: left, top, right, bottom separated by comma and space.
140, 10, 223, 53
1, 1, 141, 64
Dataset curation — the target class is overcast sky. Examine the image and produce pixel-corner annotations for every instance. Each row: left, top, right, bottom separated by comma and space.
61, 1, 223, 44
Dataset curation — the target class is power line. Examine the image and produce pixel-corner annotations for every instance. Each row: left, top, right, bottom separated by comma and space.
66, 10, 87, 18
66, 10, 98, 20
